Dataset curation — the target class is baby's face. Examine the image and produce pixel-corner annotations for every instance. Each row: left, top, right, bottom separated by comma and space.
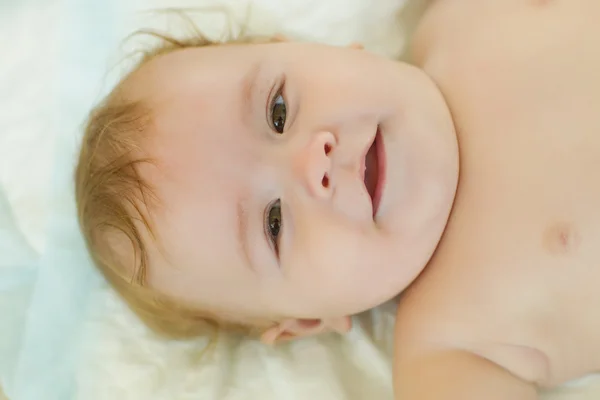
129, 42, 458, 323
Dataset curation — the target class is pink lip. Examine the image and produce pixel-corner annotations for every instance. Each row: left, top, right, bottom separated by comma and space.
372, 127, 386, 217
360, 127, 386, 218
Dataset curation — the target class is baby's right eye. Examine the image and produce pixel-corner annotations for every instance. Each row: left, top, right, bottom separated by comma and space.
265, 199, 282, 255
269, 89, 287, 134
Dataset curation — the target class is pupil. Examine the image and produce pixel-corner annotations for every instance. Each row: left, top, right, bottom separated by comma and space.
270, 216, 281, 237
273, 103, 286, 133
269, 203, 281, 238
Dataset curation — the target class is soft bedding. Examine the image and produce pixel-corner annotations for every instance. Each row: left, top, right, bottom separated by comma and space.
1, 1, 600, 399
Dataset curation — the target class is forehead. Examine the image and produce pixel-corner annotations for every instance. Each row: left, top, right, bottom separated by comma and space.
128, 46, 268, 311
134, 44, 265, 175
127, 44, 262, 101
139, 142, 261, 313
129, 44, 269, 160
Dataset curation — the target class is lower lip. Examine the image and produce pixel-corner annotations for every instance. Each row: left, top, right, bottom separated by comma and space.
372, 128, 386, 217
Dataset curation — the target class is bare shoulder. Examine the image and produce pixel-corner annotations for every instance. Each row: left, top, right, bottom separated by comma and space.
411, 0, 598, 65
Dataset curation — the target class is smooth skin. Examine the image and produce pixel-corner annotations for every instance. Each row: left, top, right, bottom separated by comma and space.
124, 40, 458, 337
395, 0, 600, 398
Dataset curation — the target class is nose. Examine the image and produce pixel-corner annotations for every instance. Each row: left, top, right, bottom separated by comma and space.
296, 131, 337, 199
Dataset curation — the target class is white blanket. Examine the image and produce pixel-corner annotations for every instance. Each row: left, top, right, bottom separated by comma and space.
1, 1, 599, 399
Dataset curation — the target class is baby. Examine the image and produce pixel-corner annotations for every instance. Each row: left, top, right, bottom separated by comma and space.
75, 0, 600, 398
75, 31, 457, 340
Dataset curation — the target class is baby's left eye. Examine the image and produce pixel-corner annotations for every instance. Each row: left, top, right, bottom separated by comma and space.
265, 199, 283, 256
270, 92, 287, 134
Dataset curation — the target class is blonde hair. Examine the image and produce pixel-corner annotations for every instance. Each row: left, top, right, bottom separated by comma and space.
75, 20, 279, 339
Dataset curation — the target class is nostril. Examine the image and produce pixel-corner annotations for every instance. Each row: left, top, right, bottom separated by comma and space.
324, 142, 332, 155
322, 174, 330, 188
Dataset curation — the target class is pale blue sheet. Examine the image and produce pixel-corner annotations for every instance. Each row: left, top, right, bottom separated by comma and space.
0, 0, 131, 398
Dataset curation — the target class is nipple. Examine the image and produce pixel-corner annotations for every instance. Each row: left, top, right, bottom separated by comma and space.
530, 0, 553, 8
542, 221, 579, 256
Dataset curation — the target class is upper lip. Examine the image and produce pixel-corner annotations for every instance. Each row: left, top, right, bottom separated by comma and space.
359, 138, 374, 182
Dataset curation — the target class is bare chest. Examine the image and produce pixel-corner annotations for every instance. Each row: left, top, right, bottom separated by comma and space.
403, 0, 600, 386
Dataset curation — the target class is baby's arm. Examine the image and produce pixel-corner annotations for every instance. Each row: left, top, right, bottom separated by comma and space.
394, 348, 538, 400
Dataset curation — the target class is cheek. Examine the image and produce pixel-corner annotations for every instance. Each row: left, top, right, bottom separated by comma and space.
278, 228, 369, 314
281, 229, 393, 317
295, 67, 382, 113
281, 219, 414, 315
285, 221, 375, 285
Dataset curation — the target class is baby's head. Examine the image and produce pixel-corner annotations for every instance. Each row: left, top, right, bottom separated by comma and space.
75, 32, 458, 343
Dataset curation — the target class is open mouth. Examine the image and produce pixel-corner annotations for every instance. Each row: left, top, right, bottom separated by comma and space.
364, 126, 386, 217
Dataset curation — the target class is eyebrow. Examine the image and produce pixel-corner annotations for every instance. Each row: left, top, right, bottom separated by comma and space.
240, 61, 262, 124
236, 195, 256, 272
235, 62, 263, 271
